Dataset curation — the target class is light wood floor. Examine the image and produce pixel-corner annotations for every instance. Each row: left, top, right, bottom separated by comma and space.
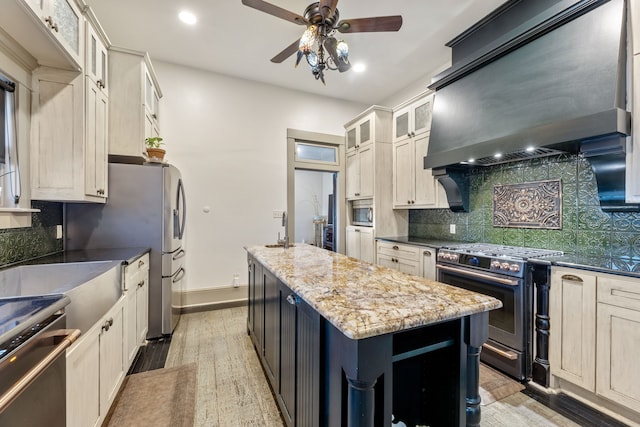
165, 307, 579, 427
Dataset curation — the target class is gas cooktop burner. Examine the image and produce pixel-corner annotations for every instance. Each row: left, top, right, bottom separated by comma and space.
440, 243, 563, 259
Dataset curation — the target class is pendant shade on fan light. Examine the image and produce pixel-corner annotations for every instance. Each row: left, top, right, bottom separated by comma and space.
241, 0, 402, 84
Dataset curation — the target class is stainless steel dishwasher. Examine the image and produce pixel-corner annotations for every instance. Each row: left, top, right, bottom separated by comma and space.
0, 294, 79, 426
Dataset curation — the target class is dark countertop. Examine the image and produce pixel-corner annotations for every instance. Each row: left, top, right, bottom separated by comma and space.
375, 236, 460, 248
21, 248, 150, 266
529, 254, 640, 279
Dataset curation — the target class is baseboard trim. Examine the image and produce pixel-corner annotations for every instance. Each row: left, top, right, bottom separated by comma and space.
180, 285, 248, 312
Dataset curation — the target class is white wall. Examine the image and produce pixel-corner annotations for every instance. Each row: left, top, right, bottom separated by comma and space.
154, 61, 366, 291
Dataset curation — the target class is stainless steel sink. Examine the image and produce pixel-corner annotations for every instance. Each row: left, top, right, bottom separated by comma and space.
265, 243, 295, 248
0, 261, 122, 333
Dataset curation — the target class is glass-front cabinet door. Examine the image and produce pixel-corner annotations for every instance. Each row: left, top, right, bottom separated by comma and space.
412, 95, 433, 137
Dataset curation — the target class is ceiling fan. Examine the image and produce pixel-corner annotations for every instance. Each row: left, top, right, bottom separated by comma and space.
241, 0, 403, 84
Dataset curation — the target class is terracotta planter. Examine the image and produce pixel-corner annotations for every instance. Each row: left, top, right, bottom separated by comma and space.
146, 147, 166, 161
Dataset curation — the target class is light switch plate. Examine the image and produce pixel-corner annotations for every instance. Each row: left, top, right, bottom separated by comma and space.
272, 210, 284, 219
449, 224, 456, 234
56, 225, 63, 239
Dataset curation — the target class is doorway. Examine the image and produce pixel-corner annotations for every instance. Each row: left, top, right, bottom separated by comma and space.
287, 129, 345, 253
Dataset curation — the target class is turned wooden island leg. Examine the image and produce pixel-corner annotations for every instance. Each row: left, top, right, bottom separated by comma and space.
465, 312, 489, 427
347, 377, 377, 427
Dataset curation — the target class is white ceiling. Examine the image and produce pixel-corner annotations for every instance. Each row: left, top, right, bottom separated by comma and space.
84, 0, 506, 104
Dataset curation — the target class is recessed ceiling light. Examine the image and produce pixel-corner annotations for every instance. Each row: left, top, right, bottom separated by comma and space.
494, 153, 502, 159
525, 146, 536, 152
352, 63, 366, 73
179, 10, 197, 25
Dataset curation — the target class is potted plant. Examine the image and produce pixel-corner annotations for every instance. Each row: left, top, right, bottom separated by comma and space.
145, 137, 165, 161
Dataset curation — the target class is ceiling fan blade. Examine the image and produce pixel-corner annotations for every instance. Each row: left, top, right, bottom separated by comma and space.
337, 16, 403, 33
271, 39, 301, 63
242, 0, 308, 25
319, 0, 338, 20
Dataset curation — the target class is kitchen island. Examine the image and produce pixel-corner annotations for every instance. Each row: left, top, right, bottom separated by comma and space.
245, 244, 501, 427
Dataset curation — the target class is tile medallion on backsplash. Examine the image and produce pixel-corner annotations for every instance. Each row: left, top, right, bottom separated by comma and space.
493, 179, 562, 229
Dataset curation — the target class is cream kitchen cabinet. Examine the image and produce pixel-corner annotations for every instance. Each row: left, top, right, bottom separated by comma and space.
31, 67, 107, 202
67, 296, 125, 427
345, 226, 374, 264
550, 266, 640, 423
346, 144, 373, 199
376, 240, 420, 276
392, 91, 433, 144
549, 267, 597, 391
0, 0, 84, 70
392, 91, 448, 209
109, 47, 163, 162
421, 247, 437, 280
124, 253, 149, 367
595, 275, 640, 414
345, 106, 392, 200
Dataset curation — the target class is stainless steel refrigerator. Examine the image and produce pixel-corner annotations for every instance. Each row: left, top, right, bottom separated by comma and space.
65, 163, 186, 338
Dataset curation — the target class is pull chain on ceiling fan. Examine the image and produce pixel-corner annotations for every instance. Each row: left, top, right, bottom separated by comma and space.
241, 0, 402, 84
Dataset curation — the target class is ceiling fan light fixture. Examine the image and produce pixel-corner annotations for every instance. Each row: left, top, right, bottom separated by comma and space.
336, 40, 348, 61
299, 25, 319, 53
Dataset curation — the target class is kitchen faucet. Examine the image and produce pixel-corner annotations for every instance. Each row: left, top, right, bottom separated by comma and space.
277, 211, 290, 249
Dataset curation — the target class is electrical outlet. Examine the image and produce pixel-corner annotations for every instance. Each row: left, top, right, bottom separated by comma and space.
233, 274, 240, 287
56, 225, 63, 239
449, 224, 456, 234
272, 210, 284, 219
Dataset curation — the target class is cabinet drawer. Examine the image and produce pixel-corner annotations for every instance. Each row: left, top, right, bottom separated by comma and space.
597, 275, 640, 311
376, 241, 420, 261
124, 253, 150, 285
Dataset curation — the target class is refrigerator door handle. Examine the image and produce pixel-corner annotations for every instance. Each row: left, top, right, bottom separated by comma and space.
175, 178, 186, 239
172, 267, 186, 283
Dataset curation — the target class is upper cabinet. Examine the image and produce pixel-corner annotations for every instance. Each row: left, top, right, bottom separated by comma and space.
30, 4, 110, 202
0, 0, 84, 70
392, 92, 432, 144
392, 91, 448, 209
344, 107, 390, 200
108, 47, 163, 162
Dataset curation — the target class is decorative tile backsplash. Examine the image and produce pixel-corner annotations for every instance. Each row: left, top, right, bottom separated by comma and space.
493, 179, 562, 229
409, 154, 640, 259
0, 201, 63, 267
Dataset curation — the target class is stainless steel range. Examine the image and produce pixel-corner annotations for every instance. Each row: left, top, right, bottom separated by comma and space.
436, 243, 562, 380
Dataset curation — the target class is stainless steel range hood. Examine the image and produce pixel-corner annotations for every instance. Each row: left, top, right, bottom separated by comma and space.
424, 0, 634, 211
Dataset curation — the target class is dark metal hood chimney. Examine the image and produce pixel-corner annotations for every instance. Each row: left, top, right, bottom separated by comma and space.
424, 0, 634, 212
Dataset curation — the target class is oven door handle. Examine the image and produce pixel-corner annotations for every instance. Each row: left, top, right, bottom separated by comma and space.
436, 264, 520, 287
0, 328, 81, 413
483, 343, 518, 360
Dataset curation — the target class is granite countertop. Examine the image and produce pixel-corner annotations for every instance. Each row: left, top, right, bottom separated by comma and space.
375, 236, 460, 248
245, 244, 501, 340
21, 248, 150, 266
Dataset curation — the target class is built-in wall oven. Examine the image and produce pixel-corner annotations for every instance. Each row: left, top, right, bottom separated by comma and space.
0, 294, 79, 426
436, 244, 561, 380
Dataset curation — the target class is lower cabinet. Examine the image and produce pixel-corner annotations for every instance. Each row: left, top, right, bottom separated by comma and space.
248, 256, 320, 427
67, 297, 125, 427
376, 240, 420, 276
124, 254, 150, 367
346, 226, 374, 264
550, 267, 640, 422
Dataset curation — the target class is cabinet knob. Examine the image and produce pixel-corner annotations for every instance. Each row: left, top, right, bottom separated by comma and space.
138, 281, 145, 288
411, 131, 416, 137
424, 251, 432, 257
392, 245, 399, 250
138, 259, 145, 267
286, 294, 298, 305
355, 229, 361, 233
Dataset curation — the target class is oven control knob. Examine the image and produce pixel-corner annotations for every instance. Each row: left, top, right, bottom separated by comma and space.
491, 260, 501, 269
450, 254, 459, 262
500, 262, 511, 271
509, 263, 521, 272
